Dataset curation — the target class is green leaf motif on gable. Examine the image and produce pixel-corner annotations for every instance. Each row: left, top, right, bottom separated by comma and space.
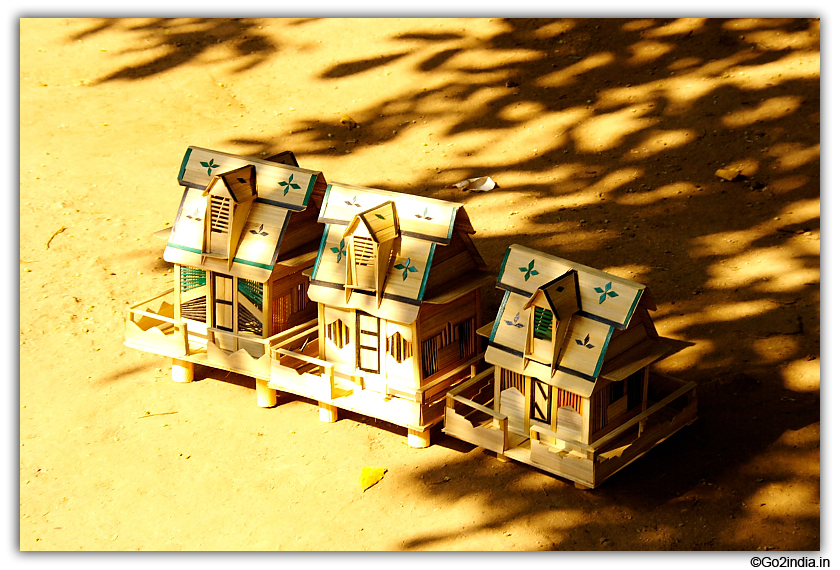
200, 158, 220, 176
594, 282, 619, 304
278, 174, 301, 196
519, 259, 539, 281
394, 258, 419, 280
330, 239, 347, 262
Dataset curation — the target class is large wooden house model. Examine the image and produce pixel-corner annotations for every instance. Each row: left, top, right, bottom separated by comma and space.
124, 147, 327, 396
265, 182, 492, 447
443, 245, 698, 488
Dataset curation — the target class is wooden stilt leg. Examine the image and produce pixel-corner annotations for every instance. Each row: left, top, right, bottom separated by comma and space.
496, 452, 510, 462
319, 402, 338, 423
256, 380, 277, 408
407, 428, 431, 449
172, 358, 194, 383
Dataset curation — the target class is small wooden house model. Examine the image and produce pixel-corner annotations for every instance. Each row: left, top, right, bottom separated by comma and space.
263, 182, 492, 447
124, 147, 327, 390
443, 245, 697, 488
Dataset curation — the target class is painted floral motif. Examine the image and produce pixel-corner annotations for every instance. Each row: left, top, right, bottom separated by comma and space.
200, 158, 220, 176
594, 282, 619, 304
519, 259, 539, 281
249, 223, 268, 237
575, 334, 595, 349
394, 258, 419, 280
278, 174, 301, 196
505, 312, 525, 328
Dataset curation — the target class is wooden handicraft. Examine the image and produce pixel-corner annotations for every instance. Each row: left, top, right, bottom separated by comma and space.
125, 149, 491, 448
442, 244, 698, 488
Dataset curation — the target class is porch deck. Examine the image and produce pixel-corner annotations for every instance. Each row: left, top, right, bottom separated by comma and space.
443, 371, 698, 488
126, 292, 486, 446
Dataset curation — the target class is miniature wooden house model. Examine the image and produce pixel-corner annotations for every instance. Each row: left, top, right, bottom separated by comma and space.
443, 245, 697, 488
264, 182, 492, 447
124, 147, 327, 388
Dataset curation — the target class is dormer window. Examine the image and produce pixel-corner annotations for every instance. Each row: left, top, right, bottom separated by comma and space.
523, 269, 581, 372
209, 195, 231, 234
342, 201, 400, 304
200, 164, 257, 266
348, 235, 376, 290
532, 307, 553, 341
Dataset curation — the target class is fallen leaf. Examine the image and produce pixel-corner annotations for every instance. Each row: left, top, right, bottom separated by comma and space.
451, 176, 497, 192
359, 467, 387, 491
715, 167, 741, 181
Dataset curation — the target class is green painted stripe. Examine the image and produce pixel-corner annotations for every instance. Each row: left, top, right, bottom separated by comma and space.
231, 257, 275, 270
311, 224, 330, 278
303, 174, 317, 206
319, 184, 333, 220
624, 288, 645, 327
446, 207, 457, 242
167, 242, 202, 254
592, 326, 614, 379
417, 242, 436, 300
489, 290, 510, 342
497, 246, 512, 284
166, 242, 274, 271
178, 147, 192, 182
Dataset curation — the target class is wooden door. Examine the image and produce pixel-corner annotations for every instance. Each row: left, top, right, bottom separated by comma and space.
214, 274, 234, 332
531, 379, 552, 425
356, 312, 380, 374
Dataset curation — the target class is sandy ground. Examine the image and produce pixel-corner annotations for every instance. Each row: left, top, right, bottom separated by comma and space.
19, 18, 820, 552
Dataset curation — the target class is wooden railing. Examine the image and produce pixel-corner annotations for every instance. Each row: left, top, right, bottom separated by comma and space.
125, 289, 190, 357
530, 375, 698, 458
445, 368, 509, 450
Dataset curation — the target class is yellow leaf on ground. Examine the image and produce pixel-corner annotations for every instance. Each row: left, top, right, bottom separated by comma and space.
715, 167, 742, 181
359, 467, 387, 491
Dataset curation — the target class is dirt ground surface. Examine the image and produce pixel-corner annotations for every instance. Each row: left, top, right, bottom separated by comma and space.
18, 18, 820, 552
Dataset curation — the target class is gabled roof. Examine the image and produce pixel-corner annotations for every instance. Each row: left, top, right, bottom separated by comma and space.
486, 245, 662, 397
308, 182, 482, 324
207, 164, 257, 203
177, 146, 324, 212
164, 147, 326, 282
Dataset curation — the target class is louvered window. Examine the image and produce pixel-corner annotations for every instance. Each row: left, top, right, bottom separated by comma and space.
533, 307, 553, 340
180, 267, 206, 292
209, 196, 231, 234
179, 267, 207, 323
237, 278, 263, 336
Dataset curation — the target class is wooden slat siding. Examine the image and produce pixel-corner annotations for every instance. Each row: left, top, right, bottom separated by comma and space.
603, 320, 649, 362
178, 146, 323, 211
458, 231, 487, 270
318, 182, 462, 245
443, 408, 507, 453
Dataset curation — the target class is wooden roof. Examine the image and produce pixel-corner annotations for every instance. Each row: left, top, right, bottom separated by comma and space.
308, 183, 482, 324
486, 245, 663, 397
177, 146, 324, 212
164, 147, 326, 282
